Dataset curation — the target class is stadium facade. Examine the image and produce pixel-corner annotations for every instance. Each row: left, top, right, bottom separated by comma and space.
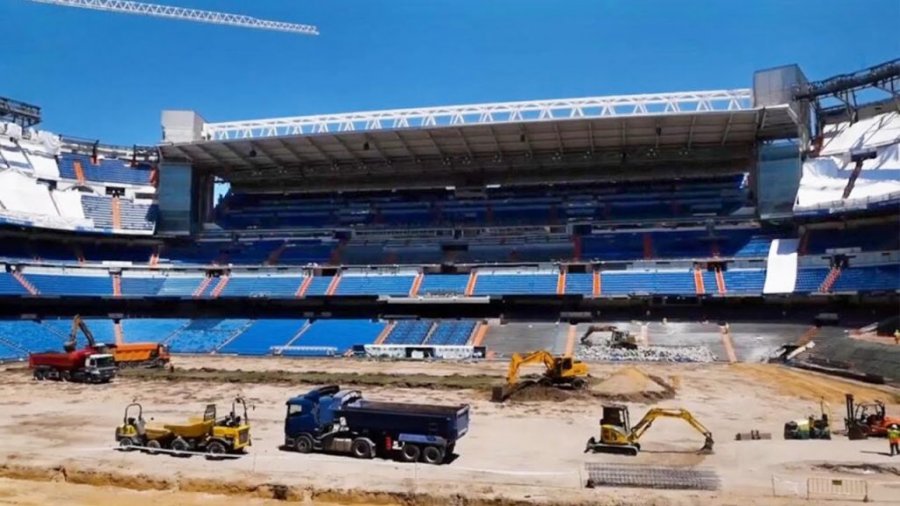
0, 60, 897, 360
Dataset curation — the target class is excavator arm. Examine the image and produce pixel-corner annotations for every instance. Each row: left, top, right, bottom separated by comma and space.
65, 315, 97, 350
629, 408, 715, 452
505, 350, 559, 385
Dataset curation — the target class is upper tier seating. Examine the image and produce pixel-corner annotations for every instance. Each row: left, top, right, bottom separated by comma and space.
217, 319, 307, 355
582, 229, 772, 261
794, 268, 829, 293
473, 273, 558, 295
805, 223, 900, 254
565, 273, 593, 296
58, 154, 153, 186
0, 273, 29, 295
217, 175, 749, 231
26, 272, 112, 296
601, 269, 695, 296
335, 274, 415, 296
219, 275, 304, 298
418, 274, 468, 296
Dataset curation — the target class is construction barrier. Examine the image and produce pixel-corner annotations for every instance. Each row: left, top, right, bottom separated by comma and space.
356, 344, 487, 360
807, 477, 868, 502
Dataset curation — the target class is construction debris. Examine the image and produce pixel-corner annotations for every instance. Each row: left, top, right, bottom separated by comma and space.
576, 344, 716, 363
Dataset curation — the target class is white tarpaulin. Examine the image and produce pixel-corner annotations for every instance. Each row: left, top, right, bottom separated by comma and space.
795, 112, 900, 211
763, 238, 798, 294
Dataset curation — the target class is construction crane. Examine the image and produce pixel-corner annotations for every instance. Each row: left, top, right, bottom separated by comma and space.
29, 0, 319, 36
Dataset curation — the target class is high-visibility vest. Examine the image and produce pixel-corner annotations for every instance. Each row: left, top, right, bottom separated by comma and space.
889, 429, 900, 443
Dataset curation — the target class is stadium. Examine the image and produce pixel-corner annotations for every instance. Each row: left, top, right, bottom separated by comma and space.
1, 3, 899, 504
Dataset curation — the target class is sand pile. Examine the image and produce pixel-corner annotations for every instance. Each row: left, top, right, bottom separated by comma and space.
593, 367, 675, 402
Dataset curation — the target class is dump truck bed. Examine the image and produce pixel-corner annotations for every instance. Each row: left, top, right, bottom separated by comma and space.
336, 401, 469, 441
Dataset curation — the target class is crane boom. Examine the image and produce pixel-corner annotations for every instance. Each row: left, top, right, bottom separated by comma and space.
30, 0, 319, 36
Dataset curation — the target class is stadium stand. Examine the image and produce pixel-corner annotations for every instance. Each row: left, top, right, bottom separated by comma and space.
427, 320, 476, 345
25, 271, 112, 296
473, 271, 558, 295
58, 154, 153, 186
218, 319, 307, 355
121, 318, 191, 342
335, 273, 416, 296
0, 272, 29, 295
165, 319, 251, 353
219, 274, 304, 298
600, 269, 696, 297
416, 274, 469, 296
286, 319, 385, 355
384, 320, 432, 345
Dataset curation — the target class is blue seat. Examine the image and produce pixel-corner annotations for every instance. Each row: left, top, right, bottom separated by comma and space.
427, 321, 475, 345
292, 319, 385, 354
27, 273, 112, 296
473, 274, 557, 295
384, 320, 432, 345
335, 276, 415, 296
121, 319, 190, 342
832, 265, 900, 293
565, 273, 593, 296
218, 319, 307, 355
418, 275, 468, 296
0, 273, 28, 295
722, 269, 765, 294
0, 320, 61, 353
220, 276, 303, 298
165, 319, 251, 353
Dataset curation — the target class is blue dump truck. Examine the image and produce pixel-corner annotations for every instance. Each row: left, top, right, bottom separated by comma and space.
284, 385, 469, 465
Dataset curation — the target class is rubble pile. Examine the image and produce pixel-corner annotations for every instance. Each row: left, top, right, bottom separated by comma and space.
576, 344, 716, 363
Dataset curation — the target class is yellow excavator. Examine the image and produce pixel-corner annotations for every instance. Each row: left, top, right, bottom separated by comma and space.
491, 350, 589, 402
584, 405, 715, 456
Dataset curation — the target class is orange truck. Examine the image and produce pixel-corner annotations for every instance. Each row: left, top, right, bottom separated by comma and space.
66, 316, 170, 369
113, 342, 171, 368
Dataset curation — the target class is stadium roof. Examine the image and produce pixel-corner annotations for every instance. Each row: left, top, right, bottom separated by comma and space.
159, 88, 799, 188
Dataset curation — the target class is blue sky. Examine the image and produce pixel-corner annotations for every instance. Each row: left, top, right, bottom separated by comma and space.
2, 0, 898, 145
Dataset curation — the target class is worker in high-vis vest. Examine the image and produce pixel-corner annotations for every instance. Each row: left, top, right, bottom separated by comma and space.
889, 424, 900, 457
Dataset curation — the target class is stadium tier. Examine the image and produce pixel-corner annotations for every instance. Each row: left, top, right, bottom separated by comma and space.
0, 62, 897, 314
0, 317, 480, 362
1, 260, 897, 298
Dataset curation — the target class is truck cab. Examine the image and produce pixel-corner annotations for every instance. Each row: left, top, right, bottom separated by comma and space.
85, 353, 117, 380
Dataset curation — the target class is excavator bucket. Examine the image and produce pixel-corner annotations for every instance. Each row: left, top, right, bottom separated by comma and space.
699, 435, 715, 454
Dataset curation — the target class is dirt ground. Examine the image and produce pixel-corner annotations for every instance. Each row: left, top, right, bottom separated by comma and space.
0, 357, 898, 505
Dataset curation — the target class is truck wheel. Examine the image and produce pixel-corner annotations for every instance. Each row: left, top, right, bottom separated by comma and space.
206, 440, 227, 458
294, 435, 314, 454
146, 440, 161, 455
351, 438, 374, 459
170, 438, 189, 456
118, 437, 136, 451
33, 369, 44, 381
61, 371, 71, 382
399, 443, 420, 463
422, 445, 444, 465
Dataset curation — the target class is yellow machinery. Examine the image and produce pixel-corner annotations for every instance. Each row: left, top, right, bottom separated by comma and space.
115, 398, 251, 457
491, 350, 589, 402
584, 405, 714, 456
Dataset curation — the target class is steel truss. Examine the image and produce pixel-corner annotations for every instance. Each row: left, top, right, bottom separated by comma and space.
201, 89, 753, 141
30, 0, 319, 36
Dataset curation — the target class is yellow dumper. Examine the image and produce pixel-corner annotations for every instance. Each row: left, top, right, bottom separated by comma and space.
115, 398, 251, 457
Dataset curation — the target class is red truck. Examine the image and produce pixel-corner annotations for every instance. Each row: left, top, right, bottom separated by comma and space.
28, 316, 117, 383
29, 348, 116, 383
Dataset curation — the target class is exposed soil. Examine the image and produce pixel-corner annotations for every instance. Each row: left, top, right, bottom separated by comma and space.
1, 357, 898, 505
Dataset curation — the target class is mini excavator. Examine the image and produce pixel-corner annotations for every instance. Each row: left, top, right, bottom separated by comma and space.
584, 405, 715, 456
